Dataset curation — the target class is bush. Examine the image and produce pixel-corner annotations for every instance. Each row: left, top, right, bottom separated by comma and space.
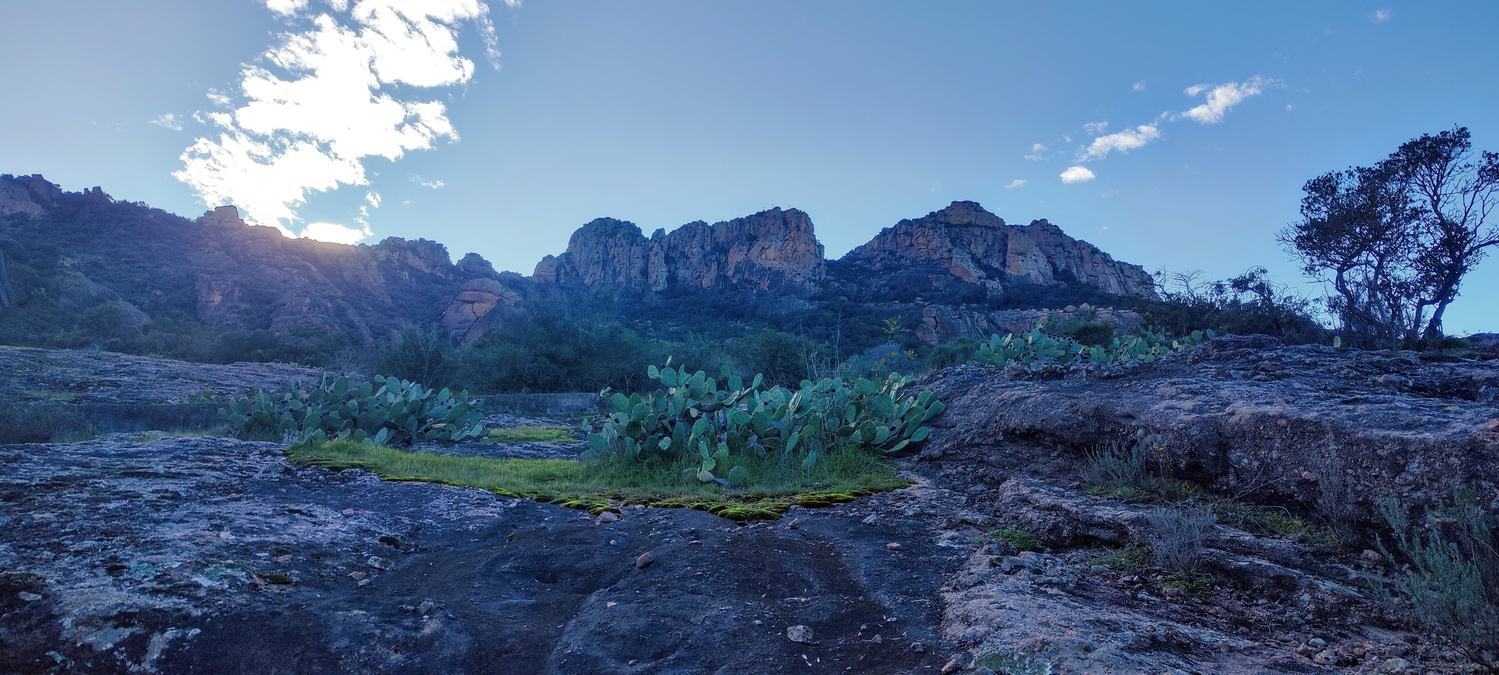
973, 328, 1212, 368
1375, 488, 1499, 669
587, 362, 943, 484
0, 403, 93, 444
1145, 504, 1215, 574
220, 374, 485, 446
1082, 438, 1199, 502
374, 325, 456, 389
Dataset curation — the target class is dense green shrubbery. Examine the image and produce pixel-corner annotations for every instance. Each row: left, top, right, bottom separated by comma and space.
1142, 268, 1326, 345
220, 374, 485, 446
972, 327, 1212, 368
0, 403, 93, 444
587, 362, 943, 485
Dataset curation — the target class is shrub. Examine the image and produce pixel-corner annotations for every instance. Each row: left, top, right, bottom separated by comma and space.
1145, 504, 1215, 574
973, 328, 1212, 368
374, 325, 456, 389
587, 362, 943, 485
1374, 488, 1499, 669
220, 374, 485, 446
1082, 438, 1199, 502
0, 403, 93, 444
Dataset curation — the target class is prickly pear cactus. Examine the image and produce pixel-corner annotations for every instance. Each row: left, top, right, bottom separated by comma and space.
974, 328, 1213, 368
587, 361, 943, 484
220, 373, 486, 446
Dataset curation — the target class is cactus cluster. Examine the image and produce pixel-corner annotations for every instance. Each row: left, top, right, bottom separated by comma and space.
973, 328, 1214, 368
587, 362, 943, 484
219, 374, 486, 446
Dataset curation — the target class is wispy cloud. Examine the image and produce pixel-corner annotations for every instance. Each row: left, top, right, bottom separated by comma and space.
1131, 80, 1146, 93
1082, 120, 1110, 135
149, 113, 183, 131
1370, 9, 1391, 23
1059, 166, 1096, 184
1004, 178, 1026, 189
412, 175, 446, 190
1177, 75, 1274, 124
1081, 124, 1161, 161
1024, 142, 1047, 161
174, 0, 502, 243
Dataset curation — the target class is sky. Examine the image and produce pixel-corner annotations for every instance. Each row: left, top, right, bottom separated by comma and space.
1, 1, 1497, 333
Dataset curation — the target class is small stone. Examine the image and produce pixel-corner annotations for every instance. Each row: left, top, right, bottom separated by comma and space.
861, 513, 880, 525
605, 601, 617, 608
1361, 549, 1382, 563
1378, 657, 1411, 673
367, 556, 393, 571
17, 591, 42, 602
635, 552, 655, 569
1314, 649, 1336, 665
885, 542, 901, 550
341, 508, 356, 517
348, 571, 367, 581
787, 518, 800, 530
786, 625, 814, 644
356, 578, 372, 587
910, 641, 926, 653
417, 600, 436, 614
941, 657, 963, 674
595, 511, 619, 525
1308, 637, 1327, 649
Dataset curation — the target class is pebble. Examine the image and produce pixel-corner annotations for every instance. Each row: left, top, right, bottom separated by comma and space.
885, 542, 902, 550
786, 625, 814, 644
340, 508, 355, 517
910, 641, 926, 653
635, 552, 655, 569
861, 514, 880, 525
1378, 657, 1411, 673
941, 657, 963, 674
595, 511, 619, 525
417, 600, 436, 614
1308, 637, 1327, 648
367, 556, 393, 571
17, 591, 42, 602
348, 571, 367, 581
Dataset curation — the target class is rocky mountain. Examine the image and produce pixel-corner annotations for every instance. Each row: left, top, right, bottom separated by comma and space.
533, 207, 825, 295
830, 201, 1155, 301
0, 173, 1158, 356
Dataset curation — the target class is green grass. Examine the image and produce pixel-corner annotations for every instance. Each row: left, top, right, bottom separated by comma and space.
485, 425, 575, 444
1101, 544, 1151, 571
286, 439, 908, 521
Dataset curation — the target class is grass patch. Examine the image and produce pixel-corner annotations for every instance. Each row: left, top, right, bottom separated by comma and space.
1160, 572, 1216, 597
1101, 544, 1151, 571
286, 439, 907, 521
1082, 439, 1201, 503
486, 425, 575, 444
978, 528, 1040, 552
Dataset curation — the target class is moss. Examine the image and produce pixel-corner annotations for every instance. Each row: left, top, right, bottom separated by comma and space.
287, 439, 907, 522
1159, 572, 1215, 598
258, 571, 294, 585
979, 528, 1040, 552
485, 425, 575, 444
1102, 544, 1151, 571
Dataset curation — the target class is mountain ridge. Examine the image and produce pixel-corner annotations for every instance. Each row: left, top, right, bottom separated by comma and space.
0, 172, 1157, 356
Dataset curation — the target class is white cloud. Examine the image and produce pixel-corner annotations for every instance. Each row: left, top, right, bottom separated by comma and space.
1132, 80, 1146, 92
1059, 166, 1096, 184
264, 0, 310, 16
1371, 9, 1391, 22
1080, 124, 1161, 161
1004, 179, 1026, 189
1178, 75, 1273, 124
1024, 142, 1047, 161
175, 0, 500, 243
1285, 103, 1295, 113
412, 175, 446, 190
1082, 120, 1110, 135
301, 221, 369, 244
149, 113, 183, 131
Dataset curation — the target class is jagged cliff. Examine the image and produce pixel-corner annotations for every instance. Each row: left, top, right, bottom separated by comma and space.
533, 207, 825, 295
831, 201, 1155, 300
0, 173, 1157, 352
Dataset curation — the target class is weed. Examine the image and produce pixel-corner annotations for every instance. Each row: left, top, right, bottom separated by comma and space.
971, 649, 1053, 675
1160, 572, 1216, 597
1102, 544, 1151, 571
1083, 438, 1200, 502
1145, 504, 1215, 575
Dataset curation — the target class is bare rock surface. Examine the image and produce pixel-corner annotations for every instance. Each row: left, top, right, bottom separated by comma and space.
0, 346, 321, 404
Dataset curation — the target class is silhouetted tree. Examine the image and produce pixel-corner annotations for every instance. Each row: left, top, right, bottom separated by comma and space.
1280, 127, 1498, 346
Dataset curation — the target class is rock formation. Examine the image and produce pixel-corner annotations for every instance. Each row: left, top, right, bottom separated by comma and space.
831, 201, 1156, 301
534, 207, 825, 295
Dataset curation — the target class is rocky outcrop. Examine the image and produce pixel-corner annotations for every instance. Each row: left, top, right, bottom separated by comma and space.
920, 335, 1499, 519
534, 207, 825, 295
439, 277, 525, 343
0, 248, 15, 310
912, 304, 1143, 345
831, 201, 1156, 302
0, 174, 62, 217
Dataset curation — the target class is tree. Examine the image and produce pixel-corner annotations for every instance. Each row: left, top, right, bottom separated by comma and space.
375, 325, 456, 389
1280, 127, 1498, 346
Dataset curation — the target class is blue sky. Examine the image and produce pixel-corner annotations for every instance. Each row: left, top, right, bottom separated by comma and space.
2, 1, 1497, 333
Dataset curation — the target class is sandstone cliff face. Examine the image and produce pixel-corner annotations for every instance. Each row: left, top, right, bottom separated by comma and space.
832, 201, 1156, 301
0, 174, 62, 217
534, 208, 825, 294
